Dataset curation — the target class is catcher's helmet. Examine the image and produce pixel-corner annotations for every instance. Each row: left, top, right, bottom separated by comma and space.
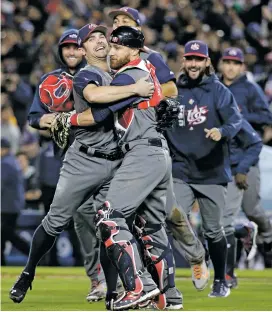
109, 26, 144, 49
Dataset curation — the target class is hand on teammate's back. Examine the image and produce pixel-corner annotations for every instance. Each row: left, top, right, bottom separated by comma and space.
134, 75, 154, 97
235, 173, 249, 190
204, 128, 222, 141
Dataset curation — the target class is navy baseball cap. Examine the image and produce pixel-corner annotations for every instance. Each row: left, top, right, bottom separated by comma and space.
77, 24, 108, 47
109, 7, 141, 26
184, 40, 209, 58
59, 30, 78, 46
222, 47, 244, 63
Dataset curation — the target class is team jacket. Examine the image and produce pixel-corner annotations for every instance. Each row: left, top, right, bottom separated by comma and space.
223, 74, 272, 135
165, 73, 242, 185
28, 29, 86, 158
230, 118, 262, 175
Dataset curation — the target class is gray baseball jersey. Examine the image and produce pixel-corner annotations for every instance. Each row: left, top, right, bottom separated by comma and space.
73, 65, 118, 150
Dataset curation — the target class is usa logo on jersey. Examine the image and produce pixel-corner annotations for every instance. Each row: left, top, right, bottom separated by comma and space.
178, 104, 209, 129
39, 72, 74, 112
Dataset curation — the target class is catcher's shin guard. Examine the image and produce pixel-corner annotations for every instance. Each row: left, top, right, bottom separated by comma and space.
95, 202, 143, 294
133, 215, 175, 309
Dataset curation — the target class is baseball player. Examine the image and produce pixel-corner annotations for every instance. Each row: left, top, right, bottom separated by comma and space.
25, 29, 106, 302
223, 118, 262, 288
107, 6, 210, 292
220, 47, 272, 260
165, 40, 242, 298
9, 24, 153, 304
75, 26, 183, 311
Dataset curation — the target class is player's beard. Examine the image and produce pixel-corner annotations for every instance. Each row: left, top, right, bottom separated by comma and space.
184, 66, 206, 86
110, 53, 131, 70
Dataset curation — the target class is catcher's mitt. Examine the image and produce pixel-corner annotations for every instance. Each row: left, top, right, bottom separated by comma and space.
156, 97, 180, 132
50, 111, 75, 149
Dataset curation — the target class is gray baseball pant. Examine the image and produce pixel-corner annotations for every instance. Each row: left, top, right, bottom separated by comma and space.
242, 165, 272, 243
42, 140, 121, 279
73, 198, 105, 282
99, 145, 175, 295
166, 176, 205, 265
171, 178, 227, 281
172, 178, 226, 242
223, 180, 244, 237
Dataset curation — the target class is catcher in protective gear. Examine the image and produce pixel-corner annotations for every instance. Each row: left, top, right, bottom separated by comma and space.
156, 97, 180, 132
50, 111, 75, 149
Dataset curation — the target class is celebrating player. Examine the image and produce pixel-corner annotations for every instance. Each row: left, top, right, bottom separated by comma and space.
165, 40, 242, 298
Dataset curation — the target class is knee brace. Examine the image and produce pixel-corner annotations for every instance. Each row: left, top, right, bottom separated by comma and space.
96, 202, 143, 294
133, 215, 175, 309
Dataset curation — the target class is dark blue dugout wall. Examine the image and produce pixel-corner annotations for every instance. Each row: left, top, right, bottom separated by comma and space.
3, 210, 75, 266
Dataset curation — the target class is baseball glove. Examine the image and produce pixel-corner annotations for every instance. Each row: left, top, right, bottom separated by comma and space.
156, 97, 180, 132
50, 111, 75, 149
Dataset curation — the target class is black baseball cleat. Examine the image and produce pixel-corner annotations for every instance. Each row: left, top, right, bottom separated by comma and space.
208, 280, 230, 298
106, 291, 119, 310
9, 272, 33, 303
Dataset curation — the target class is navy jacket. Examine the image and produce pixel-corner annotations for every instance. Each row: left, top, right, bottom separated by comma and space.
1, 153, 25, 213
165, 73, 242, 184
230, 119, 262, 175
224, 74, 272, 135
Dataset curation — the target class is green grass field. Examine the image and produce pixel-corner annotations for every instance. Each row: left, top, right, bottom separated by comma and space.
1, 267, 272, 311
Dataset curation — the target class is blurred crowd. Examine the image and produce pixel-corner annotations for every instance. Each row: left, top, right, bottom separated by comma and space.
1, 0, 272, 264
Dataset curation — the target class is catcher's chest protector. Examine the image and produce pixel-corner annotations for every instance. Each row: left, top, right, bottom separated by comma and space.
116, 59, 163, 109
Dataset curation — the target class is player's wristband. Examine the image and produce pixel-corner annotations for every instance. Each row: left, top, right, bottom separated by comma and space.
70, 113, 80, 126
